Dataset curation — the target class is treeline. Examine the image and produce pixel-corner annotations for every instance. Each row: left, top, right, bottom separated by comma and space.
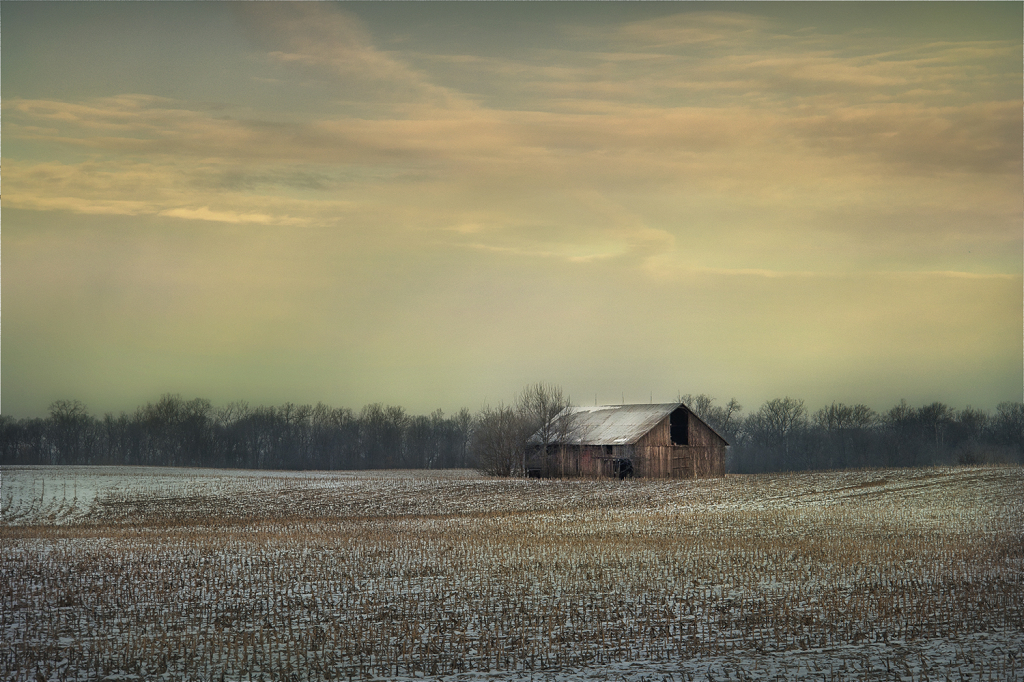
0, 395, 474, 470
0, 391, 1021, 473
681, 394, 1024, 473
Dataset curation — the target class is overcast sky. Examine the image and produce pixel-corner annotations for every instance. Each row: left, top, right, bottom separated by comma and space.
3, 2, 1021, 419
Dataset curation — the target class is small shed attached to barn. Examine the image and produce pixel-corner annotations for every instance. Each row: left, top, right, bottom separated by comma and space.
528, 403, 727, 479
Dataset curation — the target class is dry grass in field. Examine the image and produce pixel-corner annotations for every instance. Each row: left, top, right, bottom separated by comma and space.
1, 465, 1022, 681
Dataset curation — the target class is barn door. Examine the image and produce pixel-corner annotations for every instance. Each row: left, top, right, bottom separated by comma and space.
670, 446, 692, 478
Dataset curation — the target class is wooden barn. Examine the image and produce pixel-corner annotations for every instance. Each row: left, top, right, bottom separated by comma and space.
527, 403, 727, 479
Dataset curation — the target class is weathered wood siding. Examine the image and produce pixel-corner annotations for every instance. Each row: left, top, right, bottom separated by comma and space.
634, 410, 725, 479
571, 444, 633, 477
634, 415, 670, 477
530, 406, 725, 479
685, 409, 726, 478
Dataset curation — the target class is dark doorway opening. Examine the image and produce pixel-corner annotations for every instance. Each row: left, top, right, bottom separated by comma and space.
670, 408, 689, 445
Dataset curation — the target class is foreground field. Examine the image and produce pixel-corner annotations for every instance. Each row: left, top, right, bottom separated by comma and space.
2, 466, 1022, 681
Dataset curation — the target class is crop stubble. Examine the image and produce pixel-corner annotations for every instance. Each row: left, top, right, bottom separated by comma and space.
1, 466, 1022, 681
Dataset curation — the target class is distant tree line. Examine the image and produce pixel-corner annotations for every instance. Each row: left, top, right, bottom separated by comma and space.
680, 394, 1024, 473
0, 395, 474, 470
1, 391, 1020, 472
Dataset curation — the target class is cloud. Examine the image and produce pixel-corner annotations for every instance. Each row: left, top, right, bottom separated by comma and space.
792, 100, 1022, 175
2, 157, 325, 227
3, 3, 1020, 418
598, 11, 772, 49
8, 25, 1018, 179
5, 5, 1019, 274
5, 195, 156, 217
158, 207, 276, 225
235, 3, 473, 113
460, 242, 621, 264
643, 256, 1022, 283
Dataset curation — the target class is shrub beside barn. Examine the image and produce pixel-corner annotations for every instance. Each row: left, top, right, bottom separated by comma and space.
528, 403, 727, 479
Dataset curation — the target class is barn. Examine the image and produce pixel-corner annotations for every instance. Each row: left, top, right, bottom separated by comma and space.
527, 403, 727, 479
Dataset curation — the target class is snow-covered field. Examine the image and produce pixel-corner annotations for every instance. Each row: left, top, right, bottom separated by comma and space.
2, 465, 1021, 681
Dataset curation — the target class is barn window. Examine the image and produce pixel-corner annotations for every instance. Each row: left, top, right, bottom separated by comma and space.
670, 408, 689, 445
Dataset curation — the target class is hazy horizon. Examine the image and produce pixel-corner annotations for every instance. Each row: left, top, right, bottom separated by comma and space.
3, 2, 1021, 420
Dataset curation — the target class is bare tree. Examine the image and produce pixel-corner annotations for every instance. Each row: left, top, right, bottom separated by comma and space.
814, 402, 877, 468
743, 397, 808, 470
470, 403, 526, 476
883, 399, 917, 466
917, 402, 955, 462
47, 399, 95, 465
517, 383, 579, 476
993, 402, 1024, 461
453, 408, 475, 468
679, 393, 742, 440
680, 394, 716, 421
469, 384, 578, 477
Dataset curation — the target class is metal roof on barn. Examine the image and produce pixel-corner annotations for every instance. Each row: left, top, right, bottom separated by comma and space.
561, 403, 682, 446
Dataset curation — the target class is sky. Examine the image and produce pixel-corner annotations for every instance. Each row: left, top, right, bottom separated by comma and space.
2, 2, 1022, 419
